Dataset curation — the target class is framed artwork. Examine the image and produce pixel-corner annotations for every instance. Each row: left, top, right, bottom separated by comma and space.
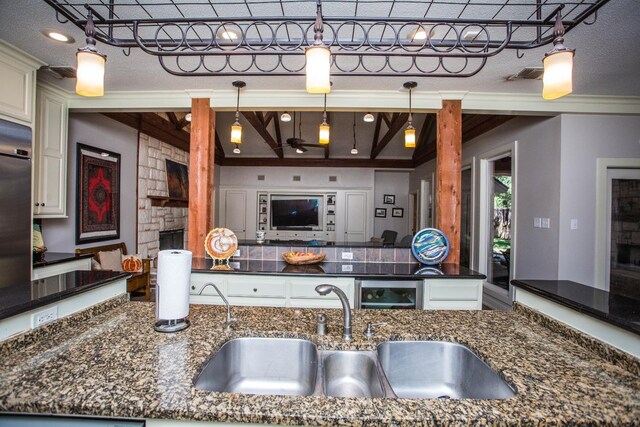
76, 144, 120, 244
383, 194, 395, 204
392, 207, 404, 218
375, 208, 387, 218
165, 159, 189, 199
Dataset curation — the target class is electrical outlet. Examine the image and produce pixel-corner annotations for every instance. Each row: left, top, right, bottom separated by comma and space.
541, 218, 550, 229
341, 264, 353, 272
31, 306, 58, 328
341, 251, 353, 260
229, 261, 240, 269
534, 217, 542, 228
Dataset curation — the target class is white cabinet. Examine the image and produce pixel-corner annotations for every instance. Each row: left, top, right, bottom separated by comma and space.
423, 279, 483, 310
189, 272, 354, 308
0, 41, 40, 126
33, 84, 68, 217
32, 257, 92, 280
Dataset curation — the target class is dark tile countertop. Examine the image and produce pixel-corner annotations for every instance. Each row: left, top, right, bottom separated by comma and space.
0, 300, 637, 425
192, 258, 486, 279
511, 279, 640, 335
32, 252, 93, 268
0, 270, 130, 321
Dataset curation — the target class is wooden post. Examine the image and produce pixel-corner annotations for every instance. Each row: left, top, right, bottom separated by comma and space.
436, 100, 462, 265
188, 98, 215, 258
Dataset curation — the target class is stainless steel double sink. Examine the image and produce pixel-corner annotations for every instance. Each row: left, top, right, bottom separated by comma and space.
194, 337, 515, 399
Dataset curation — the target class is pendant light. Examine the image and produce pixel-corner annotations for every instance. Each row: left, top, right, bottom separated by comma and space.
230, 81, 246, 144
351, 112, 359, 155
305, 0, 331, 94
280, 112, 291, 122
319, 93, 330, 145
233, 144, 241, 154
76, 10, 107, 97
542, 9, 575, 100
403, 81, 417, 148
363, 113, 374, 123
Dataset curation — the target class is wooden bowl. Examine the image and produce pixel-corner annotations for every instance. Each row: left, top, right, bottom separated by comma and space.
282, 251, 326, 265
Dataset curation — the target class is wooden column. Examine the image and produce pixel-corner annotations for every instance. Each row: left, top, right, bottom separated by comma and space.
188, 98, 215, 258
435, 100, 462, 264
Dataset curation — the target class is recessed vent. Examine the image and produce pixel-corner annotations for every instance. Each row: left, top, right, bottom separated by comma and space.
40, 66, 77, 79
257, 175, 265, 181
506, 67, 544, 81
329, 176, 337, 182
293, 175, 301, 182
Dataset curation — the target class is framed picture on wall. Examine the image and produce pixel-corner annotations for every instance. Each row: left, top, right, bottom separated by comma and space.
392, 208, 404, 218
383, 194, 395, 204
76, 144, 121, 244
375, 208, 387, 218
165, 159, 189, 199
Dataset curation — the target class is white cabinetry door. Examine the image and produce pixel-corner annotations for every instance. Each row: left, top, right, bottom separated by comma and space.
224, 190, 247, 239
423, 279, 483, 310
344, 191, 367, 242
33, 85, 68, 217
0, 42, 39, 125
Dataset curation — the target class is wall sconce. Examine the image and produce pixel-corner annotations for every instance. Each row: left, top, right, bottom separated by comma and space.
306, 0, 331, 94
351, 112, 359, 155
543, 9, 575, 100
403, 81, 417, 148
363, 113, 375, 123
280, 112, 291, 122
319, 93, 330, 145
230, 80, 246, 144
76, 10, 107, 97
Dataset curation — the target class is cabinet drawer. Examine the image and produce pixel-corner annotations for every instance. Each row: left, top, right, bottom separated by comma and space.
426, 279, 481, 301
425, 300, 481, 310
289, 277, 354, 300
227, 277, 286, 298
190, 274, 225, 295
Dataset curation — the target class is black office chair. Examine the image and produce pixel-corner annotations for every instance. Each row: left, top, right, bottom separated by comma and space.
381, 230, 398, 245
399, 234, 413, 246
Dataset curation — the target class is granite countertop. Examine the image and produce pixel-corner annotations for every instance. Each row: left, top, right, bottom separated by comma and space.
0, 271, 130, 320
32, 252, 93, 268
512, 279, 640, 335
0, 300, 638, 425
192, 258, 486, 279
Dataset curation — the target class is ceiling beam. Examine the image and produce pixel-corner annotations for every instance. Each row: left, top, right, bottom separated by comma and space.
102, 112, 190, 152
166, 112, 179, 126
370, 112, 409, 159
462, 114, 516, 143
381, 113, 393, 128
242, 111, 284, 159
369, 113, 383, 159
412, 114, 436, 162
176, 116, 190, 130
221, 157, 414, 168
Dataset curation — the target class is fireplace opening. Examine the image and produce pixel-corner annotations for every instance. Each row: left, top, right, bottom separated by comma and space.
159, 229, 184, 251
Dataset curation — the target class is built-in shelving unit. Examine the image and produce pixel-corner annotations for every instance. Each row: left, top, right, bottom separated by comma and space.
148, 195, 188, 208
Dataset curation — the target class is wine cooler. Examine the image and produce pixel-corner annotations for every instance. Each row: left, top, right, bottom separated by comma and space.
355, 279, 423, 309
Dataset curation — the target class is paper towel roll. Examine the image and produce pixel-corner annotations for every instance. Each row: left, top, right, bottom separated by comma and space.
157, 249, 192, 320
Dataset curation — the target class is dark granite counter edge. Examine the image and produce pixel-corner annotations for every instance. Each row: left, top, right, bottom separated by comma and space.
511, 280, 639, 335
0, 272, 131, 320
33, 252, 93, 268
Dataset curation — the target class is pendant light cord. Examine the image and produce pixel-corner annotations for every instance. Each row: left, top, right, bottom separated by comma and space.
235, 85, 240, 121
352, 112, 356, 149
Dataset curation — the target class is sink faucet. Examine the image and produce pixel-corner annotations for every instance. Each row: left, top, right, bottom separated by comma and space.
315, 284, 351, 340
200, 283, 237, 330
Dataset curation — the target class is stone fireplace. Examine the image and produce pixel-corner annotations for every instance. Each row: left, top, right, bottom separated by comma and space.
137, 133, 189, 259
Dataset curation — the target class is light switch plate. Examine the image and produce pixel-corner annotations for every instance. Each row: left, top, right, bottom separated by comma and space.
534, 217, 542, 228
570, 219, 578, 230
341, 252, 353, 260
341, 264, 353, 272
541, 218, 550, 229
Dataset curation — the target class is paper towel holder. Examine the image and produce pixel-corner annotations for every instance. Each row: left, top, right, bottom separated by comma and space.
154, 249, 191, 333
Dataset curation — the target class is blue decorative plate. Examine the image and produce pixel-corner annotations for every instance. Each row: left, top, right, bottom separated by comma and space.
411, 228, 450, 265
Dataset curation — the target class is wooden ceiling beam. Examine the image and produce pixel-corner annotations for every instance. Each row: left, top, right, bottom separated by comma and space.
412, 113, 436, 161
242, 111, 284, 159
176, 117, 190, 130
462, 114, 516, 143
221, 157, 414, 168
166, 112, 179, 126
381, 112, 393, 128
370, 112, 409, 159
102, 112, 190, 152
369, 113, 383, 159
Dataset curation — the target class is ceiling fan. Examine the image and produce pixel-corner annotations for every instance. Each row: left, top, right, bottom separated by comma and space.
281, 112, 324, 153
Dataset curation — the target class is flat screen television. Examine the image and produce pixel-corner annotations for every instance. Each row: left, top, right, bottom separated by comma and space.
270, 195, 322, 230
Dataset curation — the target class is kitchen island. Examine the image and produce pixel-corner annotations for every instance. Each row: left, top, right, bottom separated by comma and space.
0, 298, 638, 425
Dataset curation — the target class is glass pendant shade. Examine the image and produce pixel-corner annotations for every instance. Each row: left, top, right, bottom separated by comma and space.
230, 121, 242, 144
404, 126, 416, 148
305, 46, 331, 94
76, 50, 106, 97
351, 147, 358, 155
319, 122, 330, 145
543, 50, 574, 100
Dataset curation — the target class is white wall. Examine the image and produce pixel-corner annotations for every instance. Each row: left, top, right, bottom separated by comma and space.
373, 170, 411, 241
42, 113, 138, 252
558, 114, 640, 286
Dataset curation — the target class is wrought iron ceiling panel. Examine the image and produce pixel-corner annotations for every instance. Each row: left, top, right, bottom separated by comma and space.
44, 0, 609, 78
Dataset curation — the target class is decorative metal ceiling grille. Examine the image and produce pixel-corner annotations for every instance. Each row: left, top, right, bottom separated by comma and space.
44, 0, 609, 77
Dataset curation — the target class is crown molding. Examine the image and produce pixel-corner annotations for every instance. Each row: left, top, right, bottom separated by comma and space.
55, 83, 640, 115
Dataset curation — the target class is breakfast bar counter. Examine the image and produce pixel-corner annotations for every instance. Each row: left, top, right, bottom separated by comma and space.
0, 298, 638, 425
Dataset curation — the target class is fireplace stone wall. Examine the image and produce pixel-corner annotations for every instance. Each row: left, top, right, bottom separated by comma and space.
137, 133, 189, 259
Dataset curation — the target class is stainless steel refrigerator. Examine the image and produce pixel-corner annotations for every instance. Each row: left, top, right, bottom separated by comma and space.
0, 118, 32, 287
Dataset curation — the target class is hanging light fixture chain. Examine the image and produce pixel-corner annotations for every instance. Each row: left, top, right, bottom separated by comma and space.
313, 0, 324, 46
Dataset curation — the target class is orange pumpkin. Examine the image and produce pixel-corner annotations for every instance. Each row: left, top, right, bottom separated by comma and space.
122, 256, 142, 272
